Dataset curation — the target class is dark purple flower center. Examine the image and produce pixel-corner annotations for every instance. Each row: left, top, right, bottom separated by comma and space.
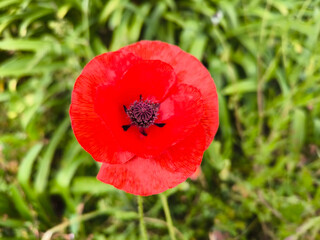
127, 98, 159, 128
122, 95, 165, 136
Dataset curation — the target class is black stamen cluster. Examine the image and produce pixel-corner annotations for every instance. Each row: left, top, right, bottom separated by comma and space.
127, 100, 160, 128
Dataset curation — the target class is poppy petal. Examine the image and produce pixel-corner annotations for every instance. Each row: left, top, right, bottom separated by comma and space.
116, 59, 176, 104
70, 51, 139, 164
97, 124, 206, 196
120, 41, 219, 148
94, 83, 203, 157
154, 124, 206, 173
79, 51, 140, 92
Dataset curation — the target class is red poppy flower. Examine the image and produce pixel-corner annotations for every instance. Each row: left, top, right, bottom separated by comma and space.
70, 40, 219, 196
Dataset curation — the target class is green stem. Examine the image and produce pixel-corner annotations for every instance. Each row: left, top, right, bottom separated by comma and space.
137, 196, 149, 240
160, 193, 177, 240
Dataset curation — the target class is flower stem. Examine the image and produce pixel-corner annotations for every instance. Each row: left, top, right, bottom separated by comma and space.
137, 196, 148, 240
160, 193, 177, 240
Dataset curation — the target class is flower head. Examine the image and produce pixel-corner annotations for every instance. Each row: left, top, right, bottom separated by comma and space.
69, 40, 219, 196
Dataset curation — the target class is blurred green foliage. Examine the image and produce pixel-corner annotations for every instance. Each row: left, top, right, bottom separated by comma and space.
1, 0, 320, 239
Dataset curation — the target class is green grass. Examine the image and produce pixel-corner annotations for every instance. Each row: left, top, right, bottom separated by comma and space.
1, 0, 320, 239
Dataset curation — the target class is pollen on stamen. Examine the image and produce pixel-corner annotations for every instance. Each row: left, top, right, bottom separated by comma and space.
127, 99, 159, 128
122, 95, 165, 135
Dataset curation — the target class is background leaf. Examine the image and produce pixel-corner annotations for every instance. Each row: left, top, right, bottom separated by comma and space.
0, 0, 320, 239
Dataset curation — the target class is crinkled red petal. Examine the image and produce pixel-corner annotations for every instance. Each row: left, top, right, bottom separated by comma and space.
97, 124, 206, 196
120, 41, 219, 148
94, 83, 203, 156
115, 59, 176, 104
154, 124, 206, 173
70, 51, 139, 164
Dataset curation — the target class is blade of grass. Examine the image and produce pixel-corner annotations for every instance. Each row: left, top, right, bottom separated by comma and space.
34, 118, 69, 193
